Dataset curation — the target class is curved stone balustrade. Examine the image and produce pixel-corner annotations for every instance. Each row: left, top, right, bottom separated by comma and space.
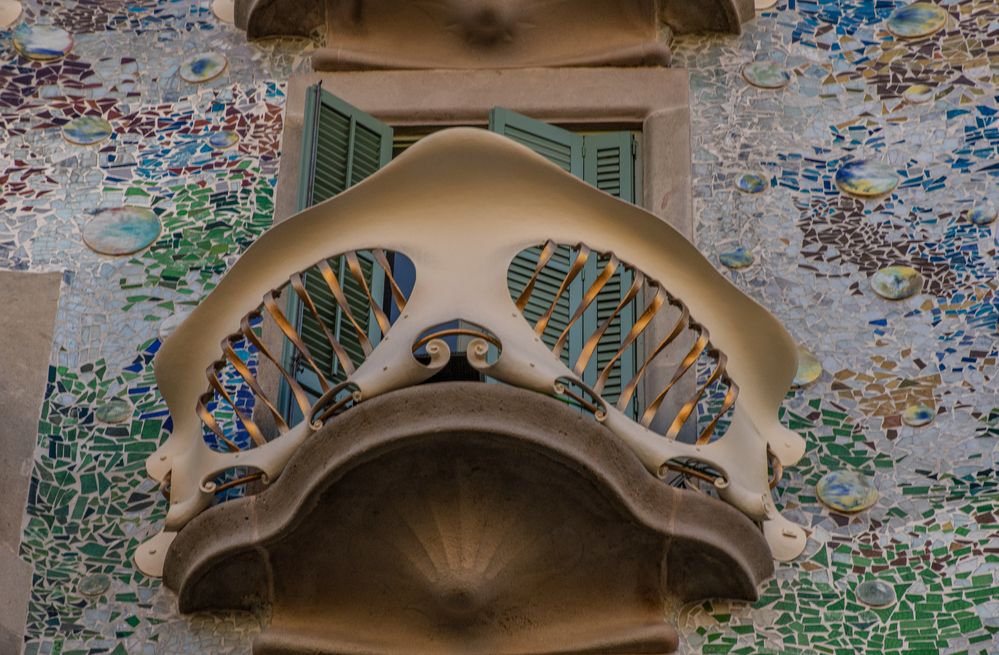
136, 128, 807, 580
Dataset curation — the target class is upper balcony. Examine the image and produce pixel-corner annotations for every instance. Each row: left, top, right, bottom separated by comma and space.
232, 0, 755, 70
135, 125, 807, 654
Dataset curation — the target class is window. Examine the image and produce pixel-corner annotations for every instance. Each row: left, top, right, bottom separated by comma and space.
280, 85, 640, 423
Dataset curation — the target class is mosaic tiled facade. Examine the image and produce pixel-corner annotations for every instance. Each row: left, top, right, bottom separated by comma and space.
3, 0, 996, 653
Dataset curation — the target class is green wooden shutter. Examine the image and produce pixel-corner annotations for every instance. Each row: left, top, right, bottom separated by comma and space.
583, 132, 635, 203
298, 85, 394, 206
490, 108, 585, 365
488, 107, 584, 176
582, 133, 637, 412
283, 85, 393, 416
490, 109, 637, 410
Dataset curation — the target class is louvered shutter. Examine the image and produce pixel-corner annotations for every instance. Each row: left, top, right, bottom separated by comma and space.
582, 132, 637, 413
298, 85, 394, 205
490, 109, 637, 407
285, 85, 392, 410
489, 107, 584, 176
583, 132, 635, 202
490, 108, 585, 365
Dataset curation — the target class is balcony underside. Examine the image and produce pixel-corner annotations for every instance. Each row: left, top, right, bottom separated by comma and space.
165, 383, 772, 655
233, 0, 752, 70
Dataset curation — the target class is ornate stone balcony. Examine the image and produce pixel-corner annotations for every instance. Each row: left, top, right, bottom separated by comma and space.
232, 0, 754, 70
138, 128, 806, 654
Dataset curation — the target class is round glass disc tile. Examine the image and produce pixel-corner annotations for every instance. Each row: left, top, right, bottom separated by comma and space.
902, 403, 934, 427
62, 116, 112, 145
208, 130, 239, 149
79, 573, 111, 597
835, 160, 899, 198
95, 397, 132, 424
887, 3, 948, 39
793, 347, 822, 387
856, 580, 896, 608
720, 247, 754, 269
742, 61, 791, 89
902, 84, 934, 104
12, 23, 73, 60
83, 207, 160, 256
871, 265, 923, 300
179, 52, 228, 83
967, 206, 996, 226
816, 470, 878, 513
735, 171, 767, 193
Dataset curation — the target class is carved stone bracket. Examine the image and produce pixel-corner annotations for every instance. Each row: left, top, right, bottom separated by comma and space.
233, 0, 753, 69
166, 383, 773, 655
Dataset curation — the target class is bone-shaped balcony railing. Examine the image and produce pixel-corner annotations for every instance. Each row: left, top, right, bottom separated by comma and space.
177, 242, 745, 481
135, 128, 808, 576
